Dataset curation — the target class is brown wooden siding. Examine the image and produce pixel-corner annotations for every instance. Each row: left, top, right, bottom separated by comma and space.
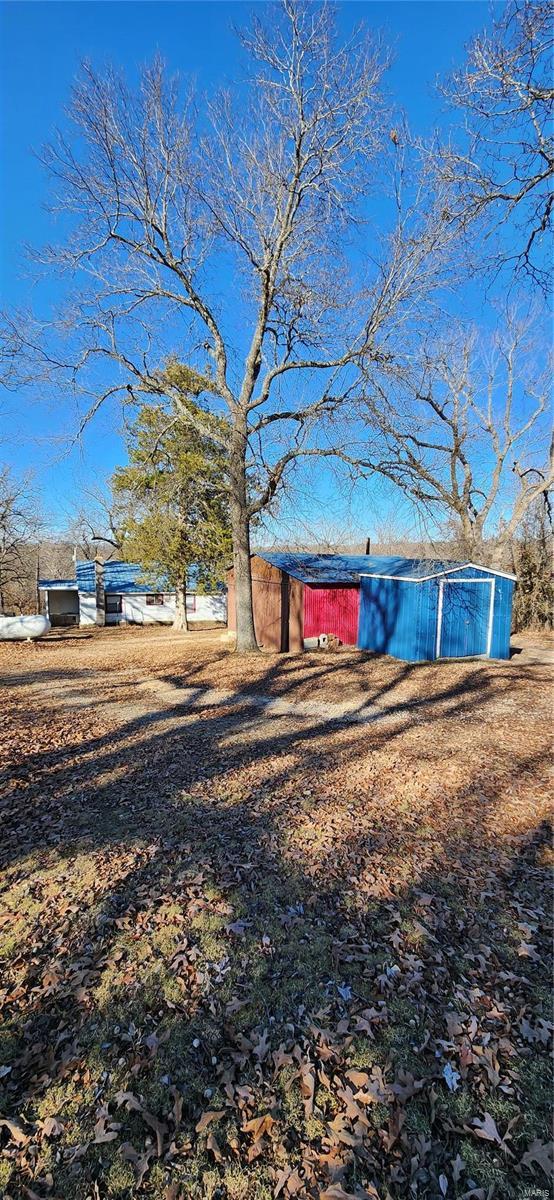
227, 556, 283, 651
288, 576, 304, 652
252, 559, 283, 650
227, 556, 304, 652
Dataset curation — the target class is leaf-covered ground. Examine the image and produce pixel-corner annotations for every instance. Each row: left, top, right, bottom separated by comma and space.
0, 629, 552, 1200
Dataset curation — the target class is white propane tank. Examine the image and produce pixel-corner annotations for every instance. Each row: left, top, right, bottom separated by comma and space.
0, 615, 51, 641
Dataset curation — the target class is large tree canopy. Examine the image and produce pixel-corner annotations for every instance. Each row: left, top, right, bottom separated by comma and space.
0, 0, 459, 649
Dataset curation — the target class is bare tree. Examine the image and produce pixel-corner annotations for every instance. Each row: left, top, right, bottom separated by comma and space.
1, 2, 459, 650
434, 0, 553, 289
355, 311, 553, 567
370, 515, 435, 560
512, 496, 553, 628
67, 487, 123, 562
0, 467, 42, 612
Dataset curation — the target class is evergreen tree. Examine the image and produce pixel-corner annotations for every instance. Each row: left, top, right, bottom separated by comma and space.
112, 402, 231, 629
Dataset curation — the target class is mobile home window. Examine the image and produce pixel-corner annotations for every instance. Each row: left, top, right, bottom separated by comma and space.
106, 594, 122, 614
186, 594, 196, 612
146, 594, 164, 606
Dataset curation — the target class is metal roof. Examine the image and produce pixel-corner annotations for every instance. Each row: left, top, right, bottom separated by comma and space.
39, 560, 223, 594
38, 560, 170, 595
360, 560, 517, 582
258, 552, 463, 583
37, 578, 78, 590
258, 552, 515, 583
359, 556, 465, 579
76, 560, 170, 593
258, 552, 374, 582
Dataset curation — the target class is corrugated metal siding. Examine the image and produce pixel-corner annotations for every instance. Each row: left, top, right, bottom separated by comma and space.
303, 584, 360, 644
489, 576, 514, 659
440, 566, 513, 660
439, 580, 491, 657
358, 577, 395, 656
358, 564, 514, 661
357, 577, 429, 661
416, 579, 440, 661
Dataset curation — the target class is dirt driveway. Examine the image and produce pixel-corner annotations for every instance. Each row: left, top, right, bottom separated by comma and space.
0, 629, 552, 1200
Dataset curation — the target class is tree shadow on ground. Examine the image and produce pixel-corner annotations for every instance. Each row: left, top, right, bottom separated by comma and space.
0, 654, 552, 1200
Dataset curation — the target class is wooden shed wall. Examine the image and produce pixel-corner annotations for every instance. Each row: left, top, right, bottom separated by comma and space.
226, 557, 305, 652
287, 576, 304, 653
227, 557, 288, 651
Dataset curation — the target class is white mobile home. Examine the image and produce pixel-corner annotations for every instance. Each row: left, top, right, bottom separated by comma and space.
39, 560, 227, 628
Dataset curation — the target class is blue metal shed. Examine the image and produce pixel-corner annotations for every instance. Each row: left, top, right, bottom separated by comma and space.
357, 559, 516, 662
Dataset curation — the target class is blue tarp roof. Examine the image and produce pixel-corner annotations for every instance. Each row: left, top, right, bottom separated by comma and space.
258, 552, 466, 583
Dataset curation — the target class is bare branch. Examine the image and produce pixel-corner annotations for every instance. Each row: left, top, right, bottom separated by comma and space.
430, 0, 553, 290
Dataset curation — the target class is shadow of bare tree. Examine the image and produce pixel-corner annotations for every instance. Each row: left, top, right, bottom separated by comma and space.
0, 648, 551, 1200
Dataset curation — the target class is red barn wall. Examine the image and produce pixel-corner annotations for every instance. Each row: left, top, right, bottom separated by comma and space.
303, 584, 360, 645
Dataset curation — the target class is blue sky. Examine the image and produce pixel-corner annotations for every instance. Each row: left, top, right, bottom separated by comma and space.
1, 0, 496, 537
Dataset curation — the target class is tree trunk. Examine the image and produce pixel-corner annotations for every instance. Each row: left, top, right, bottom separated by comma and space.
230, 432, 258, 653
36, 545, 41, 614
173, 580, 189, 631
457, 519, 487, 565
94, 557, 105, 626
489, 537, 510, 571
462, 524, 508, 571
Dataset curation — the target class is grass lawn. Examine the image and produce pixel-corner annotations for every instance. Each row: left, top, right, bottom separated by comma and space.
0, 629, 552, 1199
